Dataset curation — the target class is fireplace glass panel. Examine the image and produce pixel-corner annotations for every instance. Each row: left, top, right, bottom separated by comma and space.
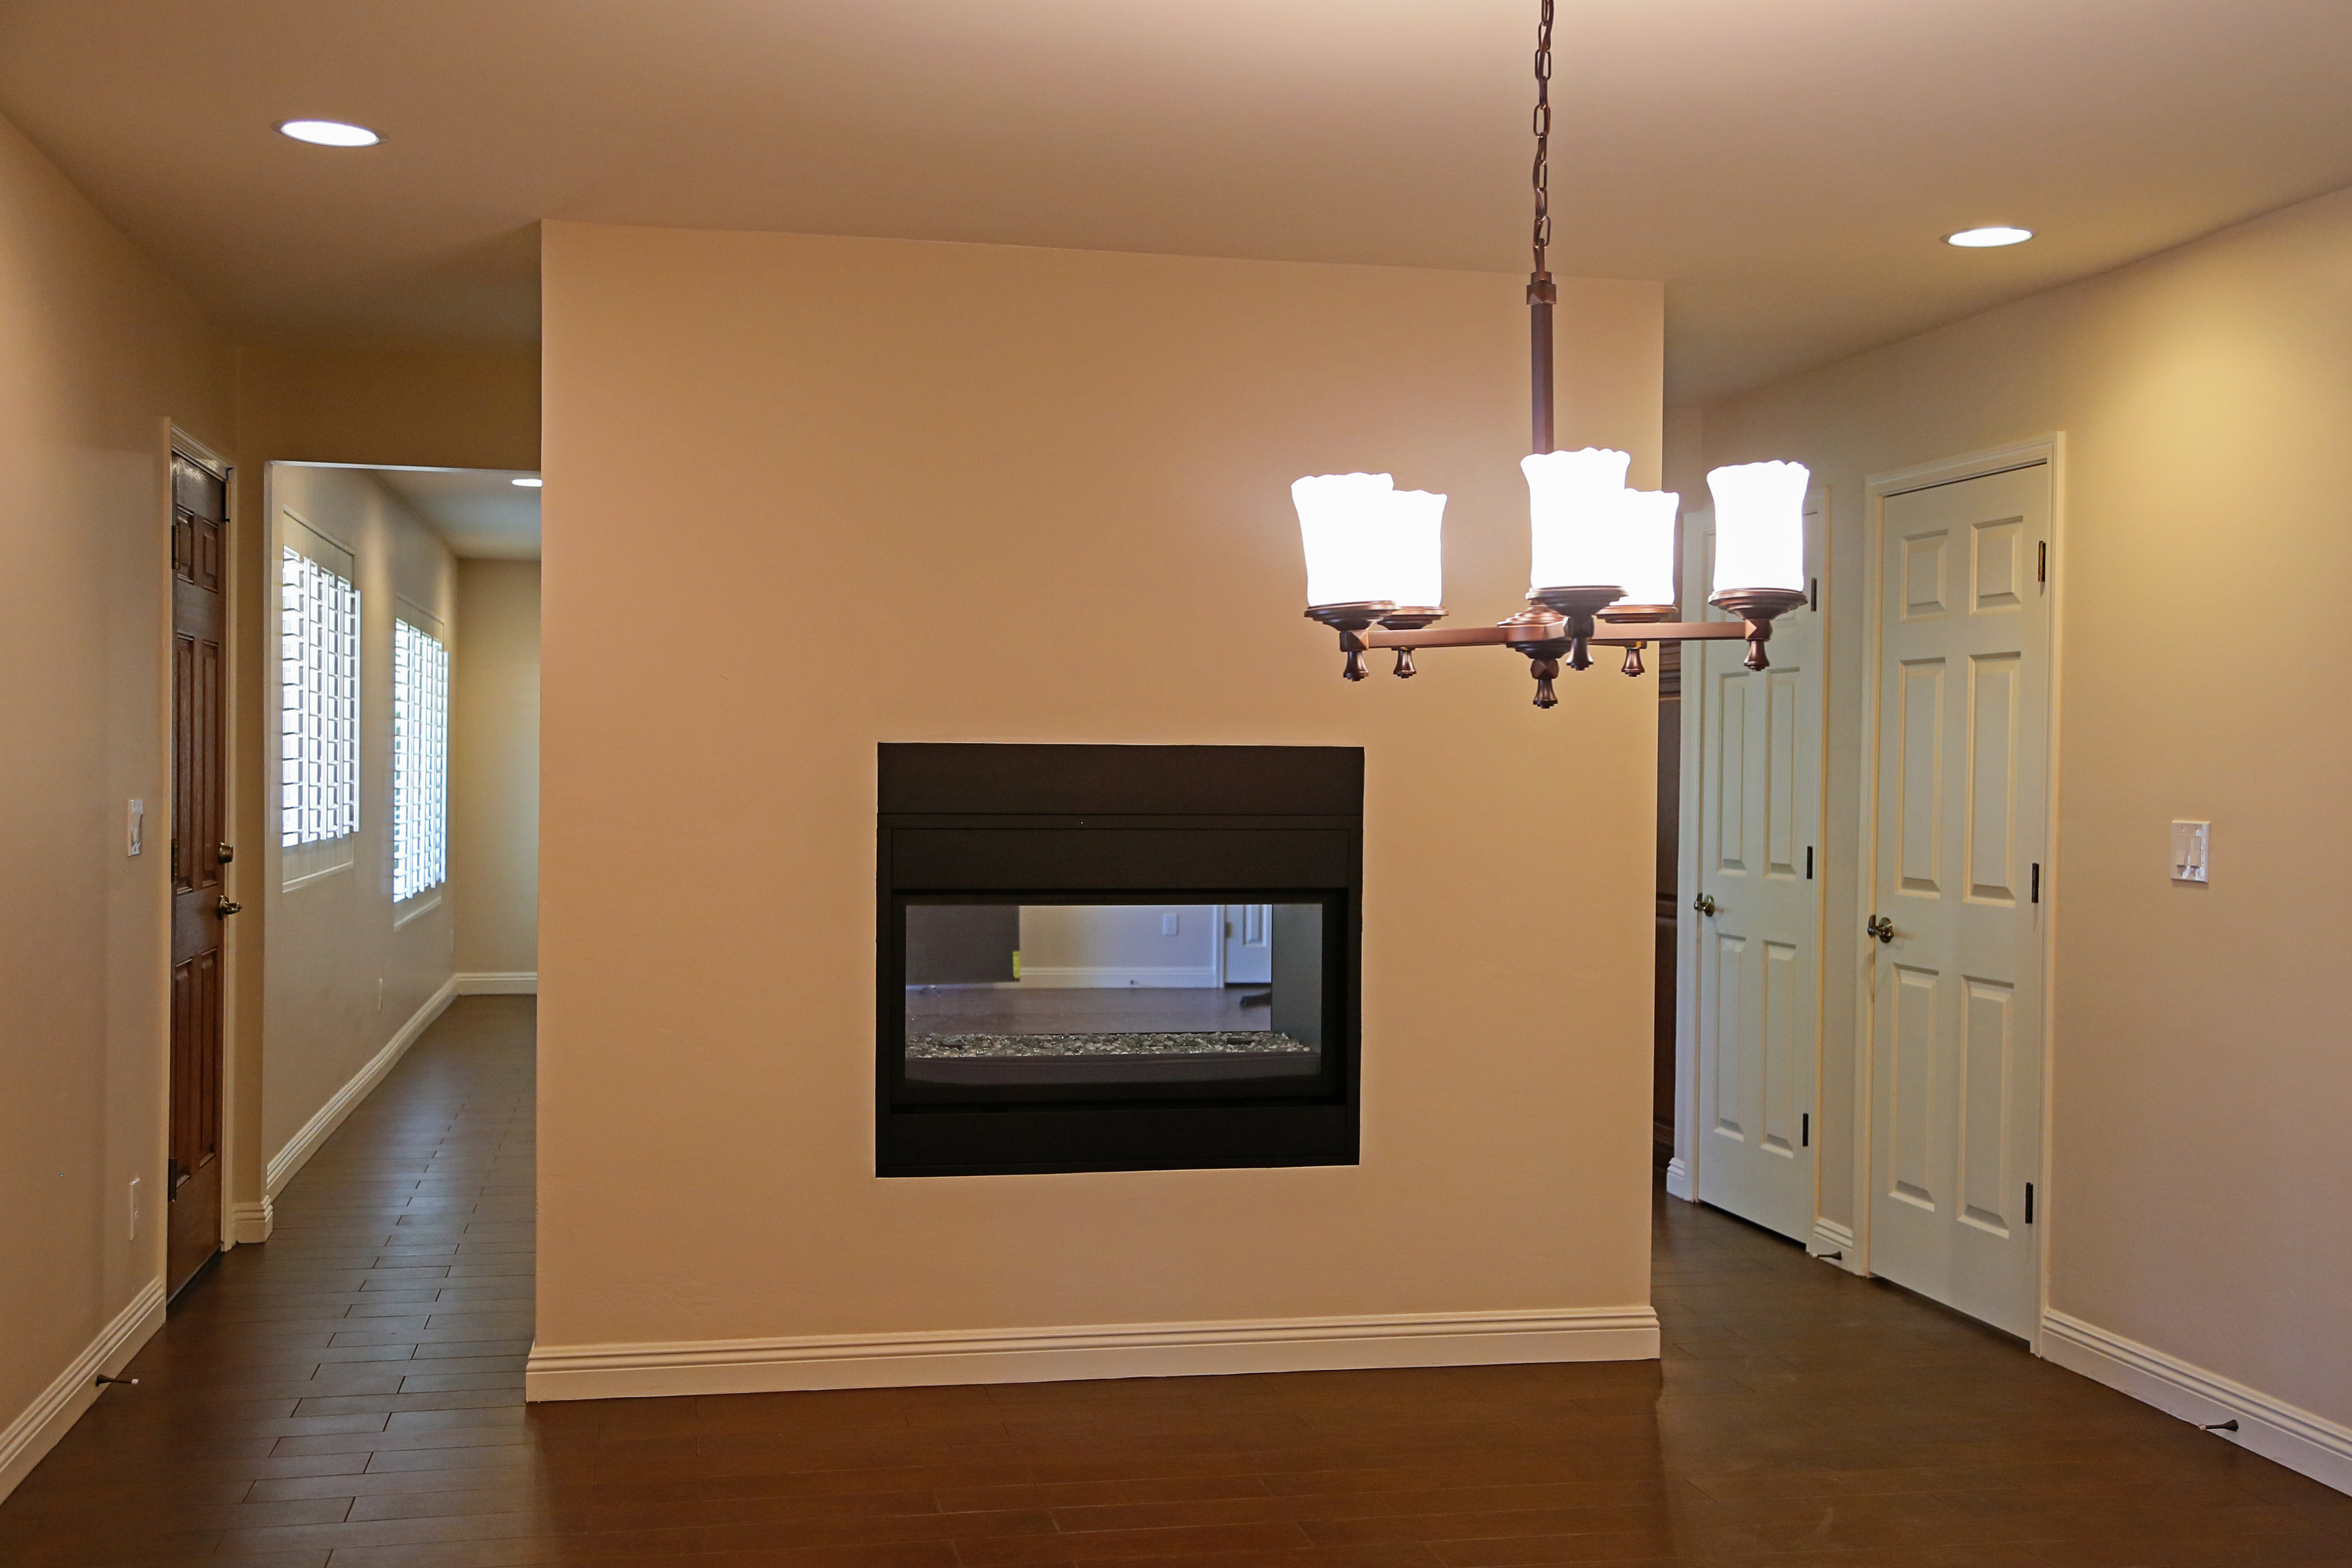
899, 900, 1327, 1095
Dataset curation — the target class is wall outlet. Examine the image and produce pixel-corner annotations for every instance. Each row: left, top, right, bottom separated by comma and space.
127, 799, 143, 856
1161, 913, 1180, 936
2172, 820, 2211, 884
128, 1176, 141, 1241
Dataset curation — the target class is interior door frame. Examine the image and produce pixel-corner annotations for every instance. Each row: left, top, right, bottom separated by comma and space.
1852, 435, 2066, 1350
168, 424, 243, 1262
1667, 508, 1710, 1202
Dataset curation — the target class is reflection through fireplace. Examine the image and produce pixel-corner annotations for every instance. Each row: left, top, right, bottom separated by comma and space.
877, 745, 1362, 1177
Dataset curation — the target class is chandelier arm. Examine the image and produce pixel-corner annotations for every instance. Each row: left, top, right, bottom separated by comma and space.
1334, 612, 1790, 683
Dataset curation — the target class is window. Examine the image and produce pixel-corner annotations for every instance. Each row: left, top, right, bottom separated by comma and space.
280, 540, 360, 857
393, 617, 450, 903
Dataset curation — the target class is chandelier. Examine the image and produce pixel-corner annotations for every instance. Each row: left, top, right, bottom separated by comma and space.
1293, 0, 1809, 707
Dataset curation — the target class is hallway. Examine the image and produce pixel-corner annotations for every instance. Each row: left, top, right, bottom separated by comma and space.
3, 999, 2347, 1566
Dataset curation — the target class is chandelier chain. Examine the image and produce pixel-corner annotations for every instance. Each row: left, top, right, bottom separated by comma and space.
1532, 0, 1553, 276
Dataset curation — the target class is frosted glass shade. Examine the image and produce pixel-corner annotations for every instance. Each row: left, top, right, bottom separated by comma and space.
1615, 490, 1681, 606
1708, 461, 1809, 593
1524, 447, 1632, 591
1293, 472, 1446, 609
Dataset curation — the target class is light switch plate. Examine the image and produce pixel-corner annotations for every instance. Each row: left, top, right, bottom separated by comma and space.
1160, 913, 1180, 936
2172, 820, 2210, 884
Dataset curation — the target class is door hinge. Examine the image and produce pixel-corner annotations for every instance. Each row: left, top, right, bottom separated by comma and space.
1805, 846, 1815, 880
1801, 1112, 1810, 1148
1808, 576, 1819, 611
2025, 1182, 2036, 1224
2031, 863, 2041, 904
2037, 540, 2048, 584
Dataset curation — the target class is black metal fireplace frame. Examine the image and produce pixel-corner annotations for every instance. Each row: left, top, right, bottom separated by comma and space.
876, 743, 1364, 1178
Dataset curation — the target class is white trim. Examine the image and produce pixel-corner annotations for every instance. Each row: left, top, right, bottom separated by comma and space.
1669, 505, 1708, 1205
1009, 966, 1221, 990
456, 971, 538, 995
2042, 1310, 2352, 1497
0, 1278, 166, 1503
1809, 1218, 1858, 1270
229, 1199, 275, 1245
392, 887, 444, 927
2034, 436, 2070, 1349
170, 426, 231, 480
264, 975, 456, 1197
1664, 1157, 1693, 1201
526, 1305, 1661, 1403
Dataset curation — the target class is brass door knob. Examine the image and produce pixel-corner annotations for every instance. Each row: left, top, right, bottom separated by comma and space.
1693, 894, 1718, 917
1866, 914, 1894, 944
218, 897, 243, 917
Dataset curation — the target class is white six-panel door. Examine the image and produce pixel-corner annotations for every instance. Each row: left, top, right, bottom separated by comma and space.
1867, 462, 2052, 1338
1690, 499, 1827, 1242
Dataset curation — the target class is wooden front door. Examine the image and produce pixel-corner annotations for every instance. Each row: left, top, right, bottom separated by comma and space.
168, 453, 232, 1298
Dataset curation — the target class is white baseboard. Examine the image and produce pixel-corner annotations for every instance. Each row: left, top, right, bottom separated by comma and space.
1809, 1218, 1858, 1270
1664, 1156, 1693, 1201
0, 1277, 164, 1503
1012, 966, 1222, 990
265, 975, 457, 1198
456, 971, 537, 995
2042, 1308, 2352, 1496
526, 1304, 1660, 1403
229, 1198, 275, 1245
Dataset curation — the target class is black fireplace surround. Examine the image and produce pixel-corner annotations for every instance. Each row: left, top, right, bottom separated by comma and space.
876, 743, 1363, 1177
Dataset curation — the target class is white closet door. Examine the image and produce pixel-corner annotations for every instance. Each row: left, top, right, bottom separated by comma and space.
1690, 498, 1827, 1242
1867, 463, 2052, 1338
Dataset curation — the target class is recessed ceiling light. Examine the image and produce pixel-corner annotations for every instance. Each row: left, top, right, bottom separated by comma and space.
511, 477, 543, 488
278, 119, 380, 148
1946, 226, 2033, 248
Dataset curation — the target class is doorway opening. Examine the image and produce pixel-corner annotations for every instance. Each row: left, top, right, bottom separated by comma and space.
1858, 448, 2057, 1341
248, 462, 540, 1239
1666, 443, 2060, 1350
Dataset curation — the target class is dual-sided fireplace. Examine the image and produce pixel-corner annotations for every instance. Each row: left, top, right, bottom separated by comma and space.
876, 744, 1363, 1177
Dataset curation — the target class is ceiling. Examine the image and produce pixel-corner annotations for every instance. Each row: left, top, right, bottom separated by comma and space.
5, 0, 2352, 401
370, 468, 541, 560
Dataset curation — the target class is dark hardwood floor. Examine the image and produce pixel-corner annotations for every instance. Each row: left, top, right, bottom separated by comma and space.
5, 994, 2349, 1567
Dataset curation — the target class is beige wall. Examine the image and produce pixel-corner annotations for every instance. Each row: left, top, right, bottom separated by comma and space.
226, 346, 539, 1227
0, 109, 234, 1494
536, 222, 1665, 1386
1689, 184, 2352, 1444
259, 465, 457, 1177
452, 559, 541, 981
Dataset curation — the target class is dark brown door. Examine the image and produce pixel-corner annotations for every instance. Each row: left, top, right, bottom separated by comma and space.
168, 453, 231, 1298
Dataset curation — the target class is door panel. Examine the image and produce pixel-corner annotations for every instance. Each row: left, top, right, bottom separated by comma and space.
1708, 931, 1746, 1139
1967, 654, 2022, 903
1960, 977, 2016, 1231
1762, 939, 1799, 1154
1888, 964, 1939, 1207
1690, 496, 1826, 1242
1868, 463, 2050, 1338
168, 453, 230, 1300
